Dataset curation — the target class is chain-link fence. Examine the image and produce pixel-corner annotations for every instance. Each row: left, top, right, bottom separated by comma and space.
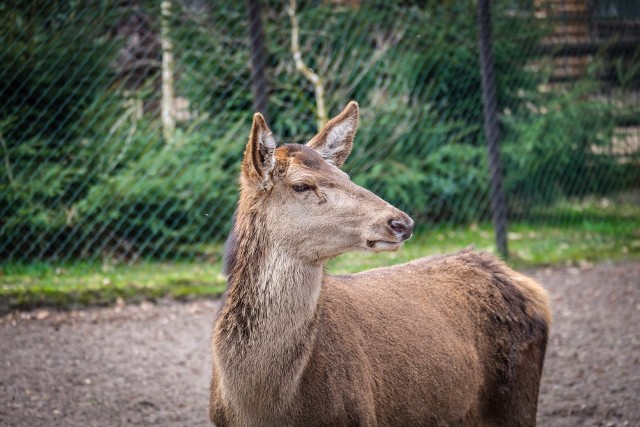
1, 0, 639, 264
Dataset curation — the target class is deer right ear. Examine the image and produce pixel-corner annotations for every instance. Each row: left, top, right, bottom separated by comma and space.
307, 101, 359, 168
242, 113, 276, 191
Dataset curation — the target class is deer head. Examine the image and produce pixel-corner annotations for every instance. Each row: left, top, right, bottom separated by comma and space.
233, 101, 413, 265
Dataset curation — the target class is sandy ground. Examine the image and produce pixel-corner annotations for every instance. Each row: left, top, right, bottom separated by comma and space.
1, 261, 638, 426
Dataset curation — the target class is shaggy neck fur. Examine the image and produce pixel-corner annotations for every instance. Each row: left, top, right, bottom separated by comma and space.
214, 208, 323, 423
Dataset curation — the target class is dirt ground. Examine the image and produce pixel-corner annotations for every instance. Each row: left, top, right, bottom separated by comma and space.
1, 261, 638, 426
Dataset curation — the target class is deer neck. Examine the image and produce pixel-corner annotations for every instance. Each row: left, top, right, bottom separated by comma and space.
213, 223, 324, 416
221, 249, 323, 341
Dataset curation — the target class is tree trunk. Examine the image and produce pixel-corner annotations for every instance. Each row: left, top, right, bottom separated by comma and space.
161, 0, 175, 143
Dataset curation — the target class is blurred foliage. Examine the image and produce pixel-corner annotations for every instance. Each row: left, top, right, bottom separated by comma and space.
0, 0, 638, 261
0, 0, 121, 258
503, 80, 639, 215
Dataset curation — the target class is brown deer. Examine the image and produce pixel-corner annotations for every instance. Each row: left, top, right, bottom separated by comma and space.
209, 102, 551, 426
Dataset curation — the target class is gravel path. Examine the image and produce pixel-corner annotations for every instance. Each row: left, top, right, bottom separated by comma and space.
1, 261, 639, 426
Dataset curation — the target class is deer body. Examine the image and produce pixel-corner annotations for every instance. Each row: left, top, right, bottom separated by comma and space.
210, 102, 550, 427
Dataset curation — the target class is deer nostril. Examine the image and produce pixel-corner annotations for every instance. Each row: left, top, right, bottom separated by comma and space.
389, 219, 409, 233
389, 219, 404, 232
388, 218, 413, 239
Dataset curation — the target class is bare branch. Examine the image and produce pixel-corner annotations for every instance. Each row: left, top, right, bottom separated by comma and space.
161, 0, 176, 143
0, 131, 14, 186
287, 0, 327, 130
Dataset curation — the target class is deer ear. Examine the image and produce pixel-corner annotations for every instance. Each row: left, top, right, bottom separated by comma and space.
307, 101, 359, 168
242, 113, 276, 190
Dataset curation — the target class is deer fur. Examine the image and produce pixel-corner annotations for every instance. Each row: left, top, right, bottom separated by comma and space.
210, 101, 551, 427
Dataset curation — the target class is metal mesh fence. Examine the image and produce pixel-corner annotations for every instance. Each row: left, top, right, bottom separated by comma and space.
1, 0, 639, 264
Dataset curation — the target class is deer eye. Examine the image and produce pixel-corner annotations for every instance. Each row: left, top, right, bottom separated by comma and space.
292, 183, 313, 192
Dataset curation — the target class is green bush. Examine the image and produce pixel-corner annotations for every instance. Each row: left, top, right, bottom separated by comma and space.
261, 1, 539, 222
74, 116, 247, 259
0, 1, 120, 259
1, 0, 637, 261
502, 80, 640, 217
356, 141, 489, 223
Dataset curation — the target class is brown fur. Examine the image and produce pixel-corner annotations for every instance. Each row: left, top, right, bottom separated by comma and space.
210, 102, 551, 426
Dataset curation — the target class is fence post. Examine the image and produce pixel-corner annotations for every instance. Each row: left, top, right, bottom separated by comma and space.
245, 0, 269, 120
476, 0, 508, 258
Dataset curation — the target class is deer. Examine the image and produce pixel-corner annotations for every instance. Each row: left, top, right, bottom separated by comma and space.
209, 101, 551, 427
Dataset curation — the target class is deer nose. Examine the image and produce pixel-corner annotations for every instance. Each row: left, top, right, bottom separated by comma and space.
388, 216, 414, 240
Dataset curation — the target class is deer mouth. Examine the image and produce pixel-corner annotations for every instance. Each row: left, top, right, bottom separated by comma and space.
365, 240, 403, 252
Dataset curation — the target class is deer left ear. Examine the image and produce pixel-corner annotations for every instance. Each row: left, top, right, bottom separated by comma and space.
307, 101, 359, 168
242, 113, 277, 191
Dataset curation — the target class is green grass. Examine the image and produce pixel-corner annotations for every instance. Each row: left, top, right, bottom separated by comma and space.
330, 196, 640, 272
1, 198, 638, 313
0, 261, 227, 313
329, 220, 639, 274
